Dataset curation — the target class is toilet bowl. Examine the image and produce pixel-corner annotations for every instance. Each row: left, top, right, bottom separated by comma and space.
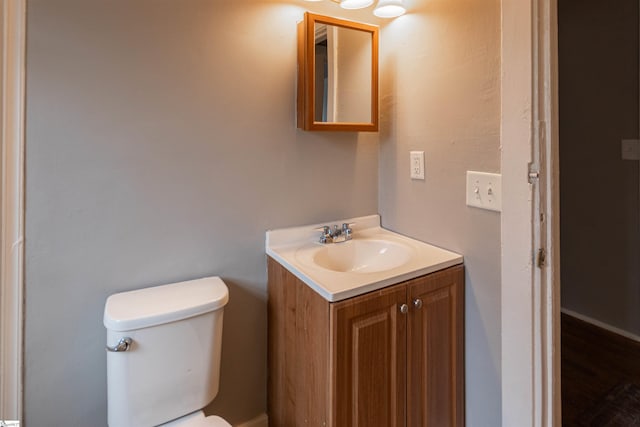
161, 411, 230, 427
104, 276, 231, 427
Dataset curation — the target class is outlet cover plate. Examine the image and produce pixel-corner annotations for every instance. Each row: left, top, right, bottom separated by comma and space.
466, 171, 502, 212
410, 151, 425, 180
622, 139, 640, 160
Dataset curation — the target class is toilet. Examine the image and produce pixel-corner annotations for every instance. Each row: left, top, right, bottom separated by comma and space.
103, 276, 232, 427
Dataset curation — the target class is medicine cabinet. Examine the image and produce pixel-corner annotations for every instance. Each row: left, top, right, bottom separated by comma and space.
297, 13, 379, 132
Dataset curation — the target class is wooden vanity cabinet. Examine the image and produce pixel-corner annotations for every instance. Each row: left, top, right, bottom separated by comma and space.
267, 258, 464, 427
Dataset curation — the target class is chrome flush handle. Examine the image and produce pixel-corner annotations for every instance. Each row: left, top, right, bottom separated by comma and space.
106, 337, 133, 352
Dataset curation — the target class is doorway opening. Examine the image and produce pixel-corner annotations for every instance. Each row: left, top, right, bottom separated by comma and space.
558, 0, 640, 424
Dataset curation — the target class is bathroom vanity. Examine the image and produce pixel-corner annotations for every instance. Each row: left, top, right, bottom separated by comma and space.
266, 216, 464, 427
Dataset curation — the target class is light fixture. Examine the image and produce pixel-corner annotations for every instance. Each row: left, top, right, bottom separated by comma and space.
373, 0, 406, 18
303, 0, 406, 18
340, 0, 374, 9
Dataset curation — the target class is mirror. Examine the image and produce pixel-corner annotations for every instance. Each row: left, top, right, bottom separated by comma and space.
297, 13, 379, 132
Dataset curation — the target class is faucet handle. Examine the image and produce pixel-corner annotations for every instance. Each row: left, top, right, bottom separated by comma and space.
342, 223, 354, 240
316, 225, 332, 243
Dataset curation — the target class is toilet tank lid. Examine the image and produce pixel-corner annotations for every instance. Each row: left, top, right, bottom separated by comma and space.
103, 276, 229, 332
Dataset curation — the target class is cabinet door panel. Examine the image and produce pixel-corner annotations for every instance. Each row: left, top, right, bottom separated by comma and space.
331, 285, 407, 427
408, 266, 464, 427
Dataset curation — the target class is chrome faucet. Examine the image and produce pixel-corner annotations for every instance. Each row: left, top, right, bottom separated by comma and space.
318, 223, 353, 244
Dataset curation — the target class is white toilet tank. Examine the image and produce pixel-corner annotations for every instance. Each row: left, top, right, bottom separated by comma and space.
103, 277, 229, 427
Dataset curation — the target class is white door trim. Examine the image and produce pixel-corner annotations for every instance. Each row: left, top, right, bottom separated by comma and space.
500, 0, 535, 423
0, 0, 26, 421
536, 0, 561, 424
501, 0, 560, 425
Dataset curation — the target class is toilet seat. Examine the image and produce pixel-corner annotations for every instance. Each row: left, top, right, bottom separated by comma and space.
161, 411, 231, 427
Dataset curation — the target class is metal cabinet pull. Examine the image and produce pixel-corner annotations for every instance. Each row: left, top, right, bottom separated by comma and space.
413, 298, 423, 309
399, 304, 409, 314
106, 337, 132, 352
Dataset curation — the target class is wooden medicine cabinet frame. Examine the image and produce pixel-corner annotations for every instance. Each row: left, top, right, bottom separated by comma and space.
297, 13, 379, 132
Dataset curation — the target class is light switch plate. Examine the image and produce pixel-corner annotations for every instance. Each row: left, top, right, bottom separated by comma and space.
466, 171, 502, 212
622, 139, 640, 160
410, 151, 425, 180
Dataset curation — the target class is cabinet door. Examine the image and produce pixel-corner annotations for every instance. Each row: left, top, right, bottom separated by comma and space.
330, 284, 407, 427
407, 266, 464, 427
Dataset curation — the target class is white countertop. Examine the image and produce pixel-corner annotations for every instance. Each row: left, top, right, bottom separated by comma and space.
266, 215, 463, 302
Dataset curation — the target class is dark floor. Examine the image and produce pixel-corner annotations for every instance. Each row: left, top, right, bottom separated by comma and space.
562, 313, 640, 426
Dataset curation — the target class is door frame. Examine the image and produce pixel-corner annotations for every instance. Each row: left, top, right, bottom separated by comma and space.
501, 0, 560, 425
0, 0, 26, 421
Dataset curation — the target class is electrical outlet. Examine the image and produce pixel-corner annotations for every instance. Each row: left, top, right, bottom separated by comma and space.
466, 171, 502, 212
410, 151, 425, 180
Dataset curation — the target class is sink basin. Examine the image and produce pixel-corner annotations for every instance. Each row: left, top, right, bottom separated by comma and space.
307, 239, 413, 273
266, 214, 463, 301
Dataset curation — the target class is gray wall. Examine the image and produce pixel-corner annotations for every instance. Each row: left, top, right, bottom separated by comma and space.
559, 0, 640, 334
24, 1, 378, 426
378, 0, 502, 425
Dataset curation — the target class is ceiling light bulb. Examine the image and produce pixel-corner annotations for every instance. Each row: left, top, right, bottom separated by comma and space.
340, 0, 374, 10
373, 0, 406, 18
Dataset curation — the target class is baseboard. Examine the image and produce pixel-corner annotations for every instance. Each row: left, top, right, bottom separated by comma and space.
561, 308, 640, 343
235, 413, 268, 427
